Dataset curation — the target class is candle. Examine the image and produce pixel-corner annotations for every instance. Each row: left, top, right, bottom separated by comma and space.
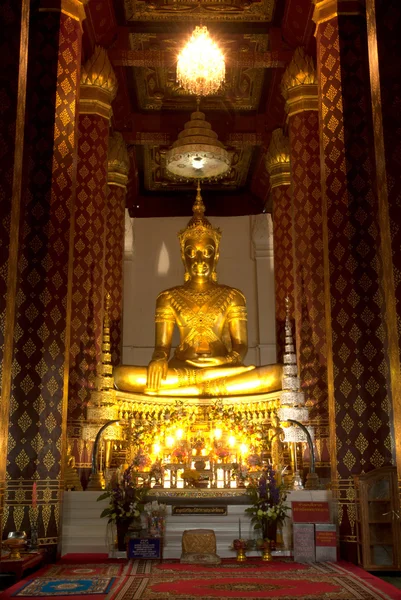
239, 518, 242, 539
32, 482, 37, 508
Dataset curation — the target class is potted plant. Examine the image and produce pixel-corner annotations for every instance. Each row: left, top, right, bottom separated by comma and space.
245, 464, 288, 559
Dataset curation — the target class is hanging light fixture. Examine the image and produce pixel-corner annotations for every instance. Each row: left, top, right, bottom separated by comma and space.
165, 109, 230, 180
176, 26, 225, 97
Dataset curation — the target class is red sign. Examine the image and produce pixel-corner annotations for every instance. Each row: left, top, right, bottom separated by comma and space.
292, 501, 330, 523
315, 530, 337, 547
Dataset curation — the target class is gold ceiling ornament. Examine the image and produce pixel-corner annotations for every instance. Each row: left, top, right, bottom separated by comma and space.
80, 46, 118, 119
281, 47, 318, 117
108, 132, 130, 188
165, 110, 231, 180
176, 26, 225, 97
265, 129, 291, 188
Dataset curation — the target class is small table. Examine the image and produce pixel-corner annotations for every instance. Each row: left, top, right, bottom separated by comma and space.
0, 551, 45, 581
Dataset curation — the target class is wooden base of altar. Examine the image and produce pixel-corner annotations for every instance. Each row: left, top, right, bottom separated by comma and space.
61, 489, 332, 558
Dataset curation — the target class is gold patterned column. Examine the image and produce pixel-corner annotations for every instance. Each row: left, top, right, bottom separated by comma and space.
281, 48, 330, 481
314, 0, 396, 560
106, 132, 129, 366
265, 130, 294, 363
67, 46, 117, 482
365, 0, 401, 481
3, 0, 86, 552
0, 0, 30, 539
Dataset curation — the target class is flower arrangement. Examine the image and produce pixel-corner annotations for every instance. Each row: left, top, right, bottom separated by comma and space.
171, 441, 188, 462
213, 443, 230, 460
245, 464, 288, 543
130, 448, 152, 471
149, 459, 164, 486
97, 460, 147, 525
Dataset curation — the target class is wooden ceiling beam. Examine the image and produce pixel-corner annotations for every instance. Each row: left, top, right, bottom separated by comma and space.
109, 48, 291, 69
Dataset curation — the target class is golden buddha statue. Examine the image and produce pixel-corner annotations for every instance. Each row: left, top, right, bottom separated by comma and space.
114, 186, 282, 397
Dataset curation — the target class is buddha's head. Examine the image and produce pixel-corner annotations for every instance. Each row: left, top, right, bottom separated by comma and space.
178, 184, 221, 283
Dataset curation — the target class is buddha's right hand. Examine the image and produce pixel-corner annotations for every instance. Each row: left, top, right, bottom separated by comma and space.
146, 358, 168, 392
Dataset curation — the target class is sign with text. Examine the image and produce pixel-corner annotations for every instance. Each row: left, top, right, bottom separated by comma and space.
292, 501, 330, 523
315, 524, 337, 561
128, 538, 162, 560
172, 506, 227, 516
293, 523, 315, 562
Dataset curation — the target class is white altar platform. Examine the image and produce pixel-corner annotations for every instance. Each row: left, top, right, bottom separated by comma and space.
61, 489, 332, 558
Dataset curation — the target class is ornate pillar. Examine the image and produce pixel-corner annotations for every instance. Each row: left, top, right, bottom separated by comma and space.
314, 0, 396, 560
67, 47, 117, 481
2, 0, 85, 552
250, 214, 276, 366
0, 0, 30, 536
366, 0, 401, 479
265, 129, 294, 363
105, 132, 129, 367
281, 48, 330, 480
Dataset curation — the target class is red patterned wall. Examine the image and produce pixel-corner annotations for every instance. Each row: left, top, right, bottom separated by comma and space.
68, 114, 109, 424
316, 13, 394, 558
271, 185, 295, 362
4, 9, 81, 547
105, 186, 126, 366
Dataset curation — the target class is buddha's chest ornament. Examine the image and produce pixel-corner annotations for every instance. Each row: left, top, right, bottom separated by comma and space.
168, 286, 236, 353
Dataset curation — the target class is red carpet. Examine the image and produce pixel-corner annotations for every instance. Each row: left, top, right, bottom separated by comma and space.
2, 556, 401, 600
108, 559, 401, 600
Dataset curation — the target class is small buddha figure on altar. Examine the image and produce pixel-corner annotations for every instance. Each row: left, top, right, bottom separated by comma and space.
114, 186, 282, 397
64, 443, 83, 491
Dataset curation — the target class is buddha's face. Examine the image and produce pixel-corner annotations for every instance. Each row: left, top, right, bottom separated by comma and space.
184, 235, 218, 282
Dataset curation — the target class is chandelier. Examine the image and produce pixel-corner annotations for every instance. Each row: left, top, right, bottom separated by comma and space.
176, 26, 225, 97
165, 110, 231, 180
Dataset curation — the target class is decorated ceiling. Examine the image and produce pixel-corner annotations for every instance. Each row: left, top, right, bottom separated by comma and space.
83, 0, 316, 216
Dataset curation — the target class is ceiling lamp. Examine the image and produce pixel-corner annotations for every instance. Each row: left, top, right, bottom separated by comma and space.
176, 26, 225, 97
165, 110, 231, 180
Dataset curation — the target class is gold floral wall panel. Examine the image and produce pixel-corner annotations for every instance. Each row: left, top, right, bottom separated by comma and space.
272, 186, 295, 363
68, 114, 109, 425
288, 110, 329, 473
315, 11, 395, 557
4, 10, 82, 546
124, 0, 275, 22
105, 186, 126, 366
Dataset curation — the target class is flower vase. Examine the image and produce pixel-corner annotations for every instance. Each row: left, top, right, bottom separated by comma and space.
262, 519, 277, 551
116, 520, 129, 551
236, 548, 247, 562
262, 545, 273, 562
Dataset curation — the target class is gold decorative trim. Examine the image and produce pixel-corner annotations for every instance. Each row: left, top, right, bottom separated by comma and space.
313, 0, 364, 26
281, 48, 317, 96
80, 46, 117, 109
285, 84, 319, 118
108, 132, 129, 188
1, 0, 30, 500
39, 0, 87, 24
265, 129, 291, 188
79, 89, 113, 120
366, 0, 401, 472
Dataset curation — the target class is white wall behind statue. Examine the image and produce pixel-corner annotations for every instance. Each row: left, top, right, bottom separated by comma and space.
122, 213, 276, 368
